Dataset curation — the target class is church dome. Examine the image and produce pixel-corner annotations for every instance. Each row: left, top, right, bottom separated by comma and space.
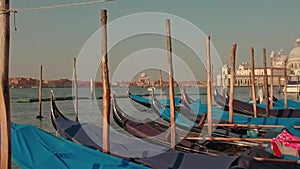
288, 38, 300, 60
140, 72, 146, 78
276, 49, 287, 61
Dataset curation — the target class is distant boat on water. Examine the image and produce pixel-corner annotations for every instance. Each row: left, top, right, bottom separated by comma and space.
284, 76, 300, 93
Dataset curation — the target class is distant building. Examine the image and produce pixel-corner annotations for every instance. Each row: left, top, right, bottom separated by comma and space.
216, 39, 300, 87
46, 79, 72, 88
287, 38, 300, 75
136, 73, 152, 87
9, 77, 40, 88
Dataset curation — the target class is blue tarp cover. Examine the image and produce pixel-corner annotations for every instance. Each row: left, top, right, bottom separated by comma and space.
188, 102, 300, 126
11, 123, 149, 169
158, 101, 300, 126
130, 94, 182, 106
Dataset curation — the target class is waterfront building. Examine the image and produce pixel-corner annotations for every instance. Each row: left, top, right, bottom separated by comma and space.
136, 72, 152, 87
9, 77, 40, 88
217, 39, 300, 87
217, 62, 282, 87
287, 38, 300, 75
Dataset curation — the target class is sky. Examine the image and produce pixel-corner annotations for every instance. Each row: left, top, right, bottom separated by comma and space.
9, 0, 300, 82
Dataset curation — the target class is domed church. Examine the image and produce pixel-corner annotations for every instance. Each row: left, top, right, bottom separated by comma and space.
287, 38, 300, 75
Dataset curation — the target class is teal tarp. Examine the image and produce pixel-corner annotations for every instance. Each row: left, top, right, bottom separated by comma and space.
247, 99, 300, 110
130, 94, 182, 106
189, 102, 300, 126
158, 100, 300, 127
11, 123, 149, 169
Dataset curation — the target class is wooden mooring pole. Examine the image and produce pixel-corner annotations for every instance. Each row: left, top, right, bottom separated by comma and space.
284, 60, 288, 108
250, 47, 257, 117
166, 19, 176, 150
101, 9, 110, 154
73, 58, 78, 122
160, 69, 163, 99
220, 68, 223, 95
0, 0, 11, 168
270, 56, 274, 109
206, 36, 213, 136
229, 43, 237, 123
297, 75, 299, 100
262, 48, 269, 116
278, 76, 281, 93
36, 65, 43, 119
90, 77, 95, 100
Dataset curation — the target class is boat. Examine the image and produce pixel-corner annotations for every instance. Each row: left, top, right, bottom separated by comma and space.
12, 123, 299, 169
283, 76, 300, 93
187, 93, 300, 126
111, 92, 218, 154
181, 86, 196, 104
274, 99, 300, 109
137, 146, 300, 169
11, 123, 148, 169
50, 90, 168, 158
153, 89, 300, 130
247, 97, 300, 110
118, 92, 270, 150
213, 89, 300, 117
128, 91, 182, 108
113, 92, 300, 169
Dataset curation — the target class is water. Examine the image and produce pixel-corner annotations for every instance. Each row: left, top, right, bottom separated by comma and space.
9, 86, 298, 168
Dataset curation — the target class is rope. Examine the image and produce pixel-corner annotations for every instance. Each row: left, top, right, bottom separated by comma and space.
0, 8, 15, 14
0, 8, 17, 31
17, 0, 113, 12
13, 10, 17, 31
0, 0, 114, 31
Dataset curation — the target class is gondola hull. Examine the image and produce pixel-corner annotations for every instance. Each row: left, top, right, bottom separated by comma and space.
213, 89, 300, 117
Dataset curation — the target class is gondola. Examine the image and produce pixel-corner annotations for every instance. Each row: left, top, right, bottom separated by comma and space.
137, 146, 300, 169
150, 89, 300, 153
13, 123, 300, 169
113, 92, 300, 169
128, 90, 182, 108
112, 92, 219, 155
213, 89, 300, 117
11, 123, 148, 169
50, 90, 167, 158
184, 91, 300, 127
180, 86, 201, 109
49, 91, 241, 168
251, 98, 300, 110
113, 92, 267, 153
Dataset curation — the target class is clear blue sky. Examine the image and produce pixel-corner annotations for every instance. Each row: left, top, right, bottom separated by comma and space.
10, 0, 300, 82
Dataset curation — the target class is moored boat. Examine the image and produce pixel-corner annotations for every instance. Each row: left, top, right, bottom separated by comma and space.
213, 89, 300, 117
128, 91, 182, 108
11, 123, 149, 169
50, 90, 167, 158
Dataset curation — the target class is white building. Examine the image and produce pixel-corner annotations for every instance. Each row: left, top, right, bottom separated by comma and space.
136, 72, 152, 87
217, 39, 300, 87
287, 38, 300, 75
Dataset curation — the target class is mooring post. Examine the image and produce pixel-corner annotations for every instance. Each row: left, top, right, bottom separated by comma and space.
165, 19, 176, 150
262, 48, 269, 116
284, 60, 288, 108
229, 43, 237, 123
206, 36, 213, 136
101, 9, 110, 154
160, 69, 163, 99
37, 65, 44, 119
0, 0, 11, 168
250, 47, 257, 117
73, 58, 78, 122
270, 56, 274, 109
